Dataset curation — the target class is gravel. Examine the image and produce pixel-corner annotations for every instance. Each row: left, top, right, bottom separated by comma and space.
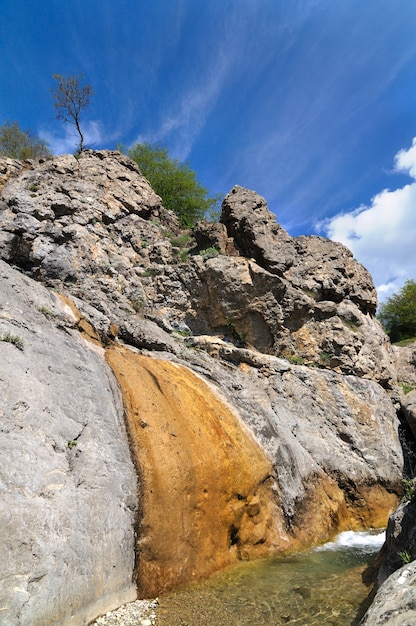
90, 599, 159, 626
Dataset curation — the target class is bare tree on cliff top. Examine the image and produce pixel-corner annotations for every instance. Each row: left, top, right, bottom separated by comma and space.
51, 73, 93, 154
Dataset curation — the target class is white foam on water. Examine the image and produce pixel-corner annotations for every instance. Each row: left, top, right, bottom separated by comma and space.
315, 529, 385, 552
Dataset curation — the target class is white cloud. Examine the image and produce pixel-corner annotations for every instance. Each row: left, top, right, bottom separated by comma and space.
40, 120, 107, 155
395, 136, 416, 178
319, 138, 416, 303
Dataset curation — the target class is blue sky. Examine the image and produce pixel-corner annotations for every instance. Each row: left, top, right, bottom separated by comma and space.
1, 0, 416, 300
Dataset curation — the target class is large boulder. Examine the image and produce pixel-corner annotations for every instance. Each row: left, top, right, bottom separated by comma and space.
220, 184, 296, 274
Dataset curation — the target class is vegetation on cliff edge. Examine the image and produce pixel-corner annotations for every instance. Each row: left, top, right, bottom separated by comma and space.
0, 121, 52, 160
125, 142, 220, 227
378, 279, 416, 343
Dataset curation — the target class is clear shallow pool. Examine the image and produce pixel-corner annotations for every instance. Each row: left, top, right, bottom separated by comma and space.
155, 530, 385, 626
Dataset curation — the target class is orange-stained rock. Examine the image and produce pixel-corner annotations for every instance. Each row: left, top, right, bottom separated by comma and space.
106, 346, 290, 597
106, 345, 400, 597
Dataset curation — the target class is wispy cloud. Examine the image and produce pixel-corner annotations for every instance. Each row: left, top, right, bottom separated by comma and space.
318, 138, 416, 302
130, 2, 275, 161
131, 46, 235, 161
40, 120, 114, 155
217, 2, 416, 231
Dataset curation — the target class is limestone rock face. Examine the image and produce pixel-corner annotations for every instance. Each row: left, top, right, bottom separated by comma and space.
402, 390, 416, 440
0, 149, 185, 352
0, 151, 408, 622
393, 342, 416, 387
178, 347, 402, 534
0, 157, 34, 194
220, 185, 376, 311
215, 186, 391, 382
377, 497, 416, 586
106, 347, 287, 597
104, 343, 403, 598
360, 484, 416, 623
361, 562, 416, 625
0, 260, 137, 626
0, 155, 395, 382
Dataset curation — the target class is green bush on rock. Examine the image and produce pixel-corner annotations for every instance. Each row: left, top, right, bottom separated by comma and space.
125, 142, 220, 227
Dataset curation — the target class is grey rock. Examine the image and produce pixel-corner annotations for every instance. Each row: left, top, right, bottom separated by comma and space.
393, 342, 416, 387
193, 220, 237, 255
376, 497, 416, 586
221, 185, 296, 275
361, 562, 416, 625
0, 153, 396, 382
401, 390, 416, 439
292, 235, 377, 314
171, 346, 403, 527
0, 157, 34, 194
0, 260, 137, 626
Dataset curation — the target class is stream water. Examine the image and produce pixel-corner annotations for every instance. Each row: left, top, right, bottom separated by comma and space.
155, 530, 385, 626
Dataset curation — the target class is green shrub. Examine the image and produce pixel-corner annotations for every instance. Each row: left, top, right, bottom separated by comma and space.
378, 280, 416, 343
342, 319, 360, 332
402, 478, 416, 503
0, 332, 24, 350
399, 382, 416, 395
131, 299, 145, 313
398, 550, 412, 565
226, 319, 246, 347
199, 247, 219, 260
178, 249, 190, 263
0, 120, 52, 159
143, 268, 161, 277
281, 353, 305, 365
38, 306, 56, 319
394, 336, 416, 347
169, 234, 193, 248
125, 142, 220, 227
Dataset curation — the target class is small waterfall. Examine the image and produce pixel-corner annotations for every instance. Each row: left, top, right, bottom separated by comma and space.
315, 529, 385, 553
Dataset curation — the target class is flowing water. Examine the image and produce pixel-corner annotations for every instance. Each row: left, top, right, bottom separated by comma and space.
155, 530, 384, 626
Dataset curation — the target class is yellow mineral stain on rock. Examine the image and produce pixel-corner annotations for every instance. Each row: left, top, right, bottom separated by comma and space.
58, 293, 102, 345
106, 345, 290, 598
105, 344, 399, 598
288, 474, 397, 549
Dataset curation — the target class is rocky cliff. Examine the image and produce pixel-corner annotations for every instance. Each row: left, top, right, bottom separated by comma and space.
0, 150, 412, 625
